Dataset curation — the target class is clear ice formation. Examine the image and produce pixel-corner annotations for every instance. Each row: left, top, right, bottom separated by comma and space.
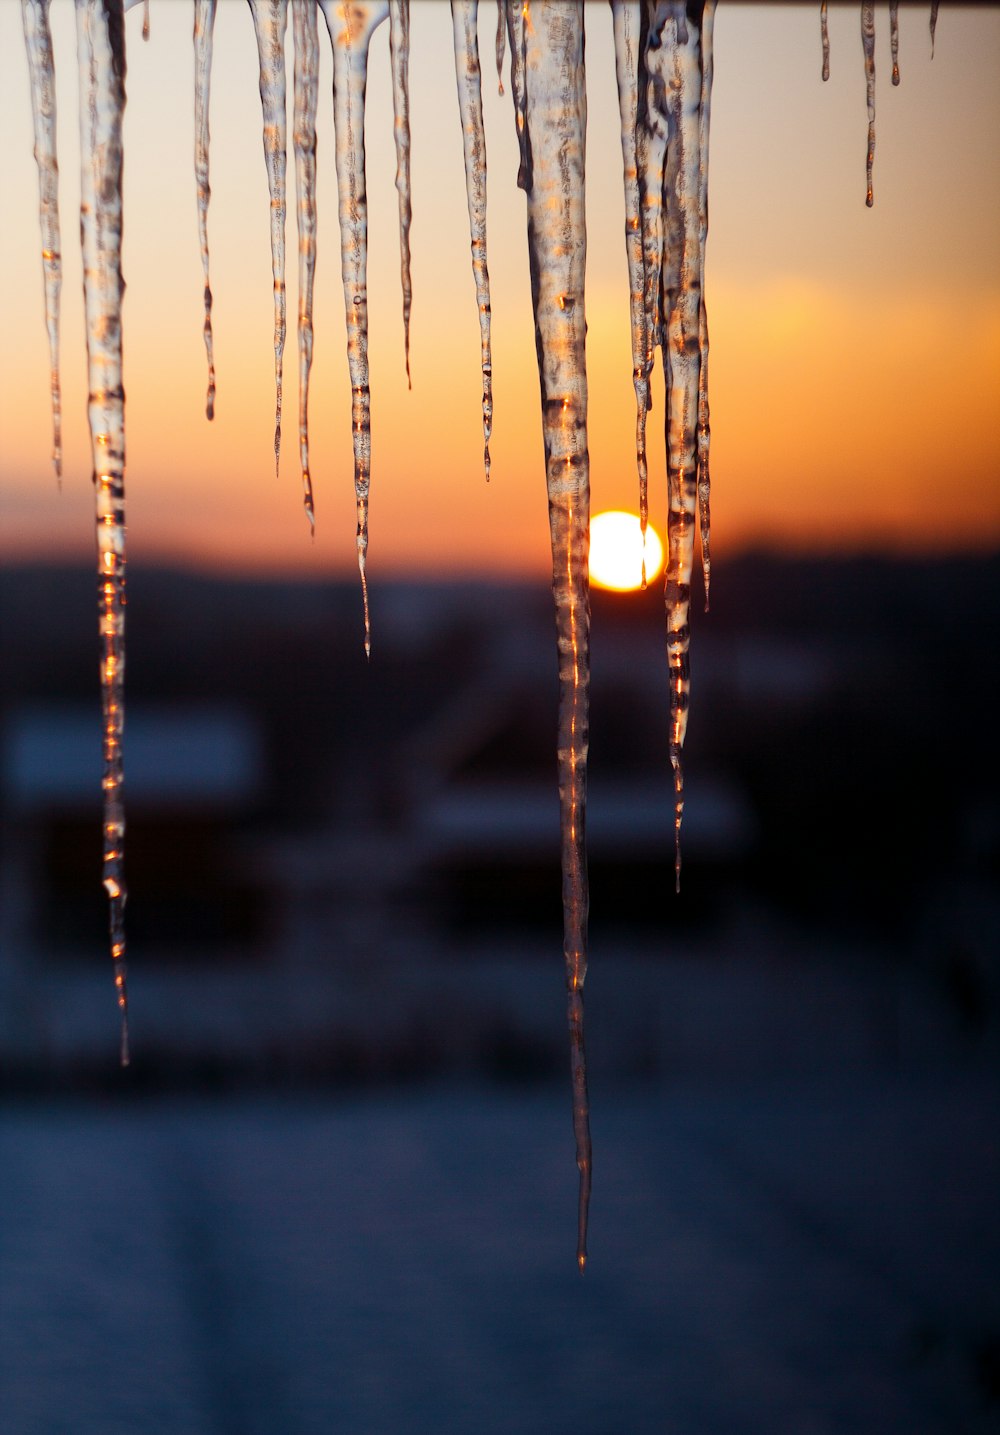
21, 0, 946, 1254
21, 0, 62, 479
319, 0, 389, 658
861, 3, 876, 206
249, 0, 289, 476
820, 1, 829, 82
292, 0, 319, 526
389, 1, 412, 387
75, 0, 130, 1066
452, 0, 494, 482
931, 2, 939, 57
518, 0, 592, 1271
194, 0, 217, 420
890, 0, 900, 86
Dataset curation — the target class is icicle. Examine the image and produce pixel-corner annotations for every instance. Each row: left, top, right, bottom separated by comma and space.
388, 0, 412, 387
494, 0, 504, 95
142, 0, 149, 40
890, 0, 900, 86
611, 1, 651, 585
194, 0, 217, 420
503, 0, 527, 189
653, 4, 709, 891
292, 0, 318, 526
820, 0, 829, 81
248, 0, 288, 475
520, 0, 591, 1272
21, 0, 62, 480
76, 0, 129, 1066
319, 0, 390, 658
452, 0, 493, 482
696, 4, 715, 610
930, 2, 939, 58
862, 2, 876, 207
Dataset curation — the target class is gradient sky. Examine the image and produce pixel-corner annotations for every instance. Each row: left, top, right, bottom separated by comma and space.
1, 1, 998, 579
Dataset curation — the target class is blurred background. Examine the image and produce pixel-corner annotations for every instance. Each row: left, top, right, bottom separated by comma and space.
1, 4, 998, 1433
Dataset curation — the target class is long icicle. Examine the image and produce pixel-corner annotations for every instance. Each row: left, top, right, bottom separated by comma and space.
930, 1, 939, 58
889, 0, 900, 86
503, 0, 527, 190
820, 0, 829, 81
611, 1, 650, 583
388, 0, 412, 386
292, 0, 318, 526
657, 3, 707, 892
22, 0, 63, 480
494, 0, 504, 94
695, 3, 715, 609
194, 0, 217, 419
248, 0, 288, 474
76, 0, 129, 1066
862, 1, 876, 206
452, 0, 493, 482
319, 0, 390, 658
521, 0, 591, 1272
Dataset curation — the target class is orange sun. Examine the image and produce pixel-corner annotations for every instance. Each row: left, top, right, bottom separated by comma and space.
588, 510, 664, 591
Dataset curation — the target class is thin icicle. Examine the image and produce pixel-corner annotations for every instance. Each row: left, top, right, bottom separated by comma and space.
654, 4, 708, 892
610, 1, 650, 582
494, 0, 504, 94
930, 2, 939, 58
248, 0, 288, 474
889, 0, 899, 86
520, 0, 591, 1272
820, 0, 829, 81
319, 0, 390, 658
503, 0, 527, 189
292, 0, 318, 527
75, 0, 129, 1066
452, 0, 493, 482
21, 0, 62, 480
862, 2, 876, 206
142, 0, 149, 40
194, 0, 217, 420
696, 3, 715, 610
388, 0, 412, 387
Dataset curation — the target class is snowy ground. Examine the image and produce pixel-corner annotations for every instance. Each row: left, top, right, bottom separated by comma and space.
1, 1077, 997, 1435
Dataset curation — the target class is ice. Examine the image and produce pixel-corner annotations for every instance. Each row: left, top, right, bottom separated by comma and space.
451, 0, 493, 482
389, 0, 412, 387
249, 0, 289, 475
193, 0, 217, 420
890, 0, 900, 86
75, 0, 129, 1065
862, 2, 876, 207
820, 0, 829, 82
519, 0, 592, 1270
292, 0, 319, 526
319, 0, 390, 658
21, 0, 62, 479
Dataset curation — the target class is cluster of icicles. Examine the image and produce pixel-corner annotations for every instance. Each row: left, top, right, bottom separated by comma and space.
21, 0, 939, 1268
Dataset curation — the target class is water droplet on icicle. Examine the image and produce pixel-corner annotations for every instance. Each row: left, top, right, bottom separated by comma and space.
820, 0, 830, 81
520, 0, 591, 1273
611, 1, 650, 586
22, 0, 63, 480
861, 2, 876, 206
193, 0, 217, 420
76, 0, 130, 1066
452, 0, 494, 482
389, 0, 413, 387
890, 0, 900, 86
249, 0, 288, 475
292, 0, 318, 528
319, 0, 390, 659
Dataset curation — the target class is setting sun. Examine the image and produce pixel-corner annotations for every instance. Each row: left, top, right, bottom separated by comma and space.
589, 511, 664, 591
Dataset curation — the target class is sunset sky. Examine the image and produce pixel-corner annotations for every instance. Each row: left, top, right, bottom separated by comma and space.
1, 1, 997, 579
